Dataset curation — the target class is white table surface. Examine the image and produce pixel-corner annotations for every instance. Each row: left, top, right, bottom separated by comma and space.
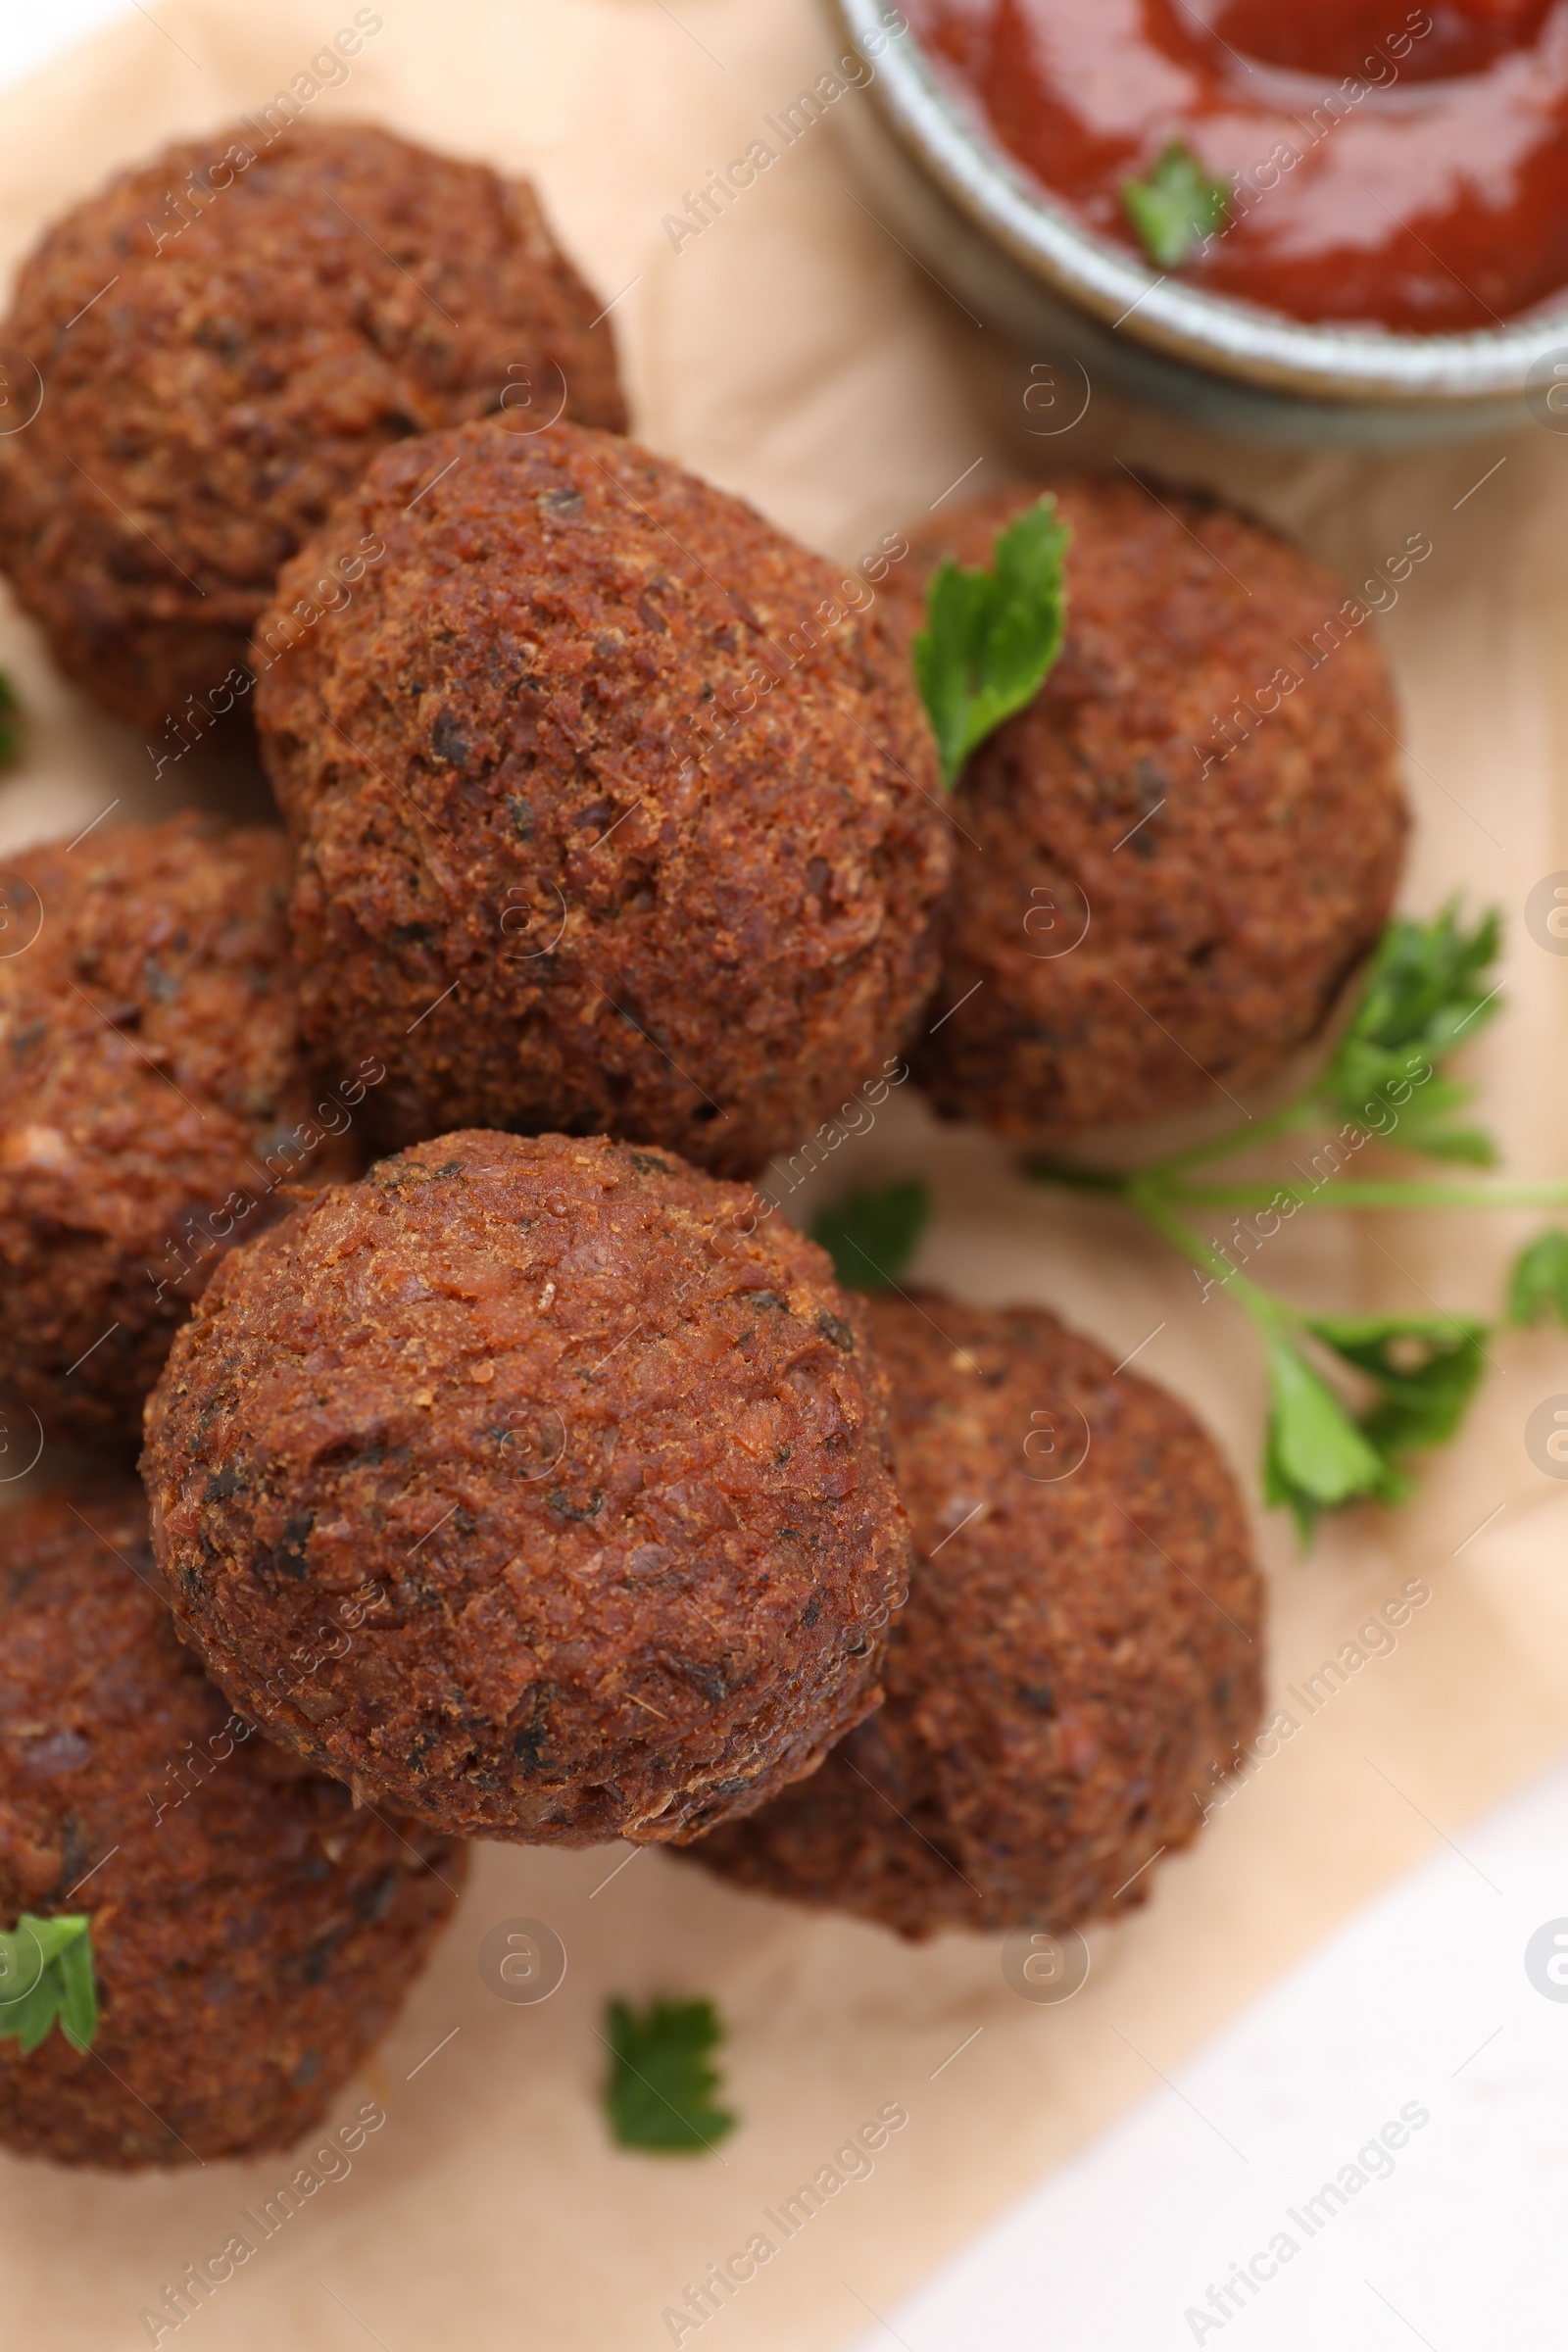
0, 2, 129, 88
849, 1755, 1568, 2350
6, 10, 1568, 2349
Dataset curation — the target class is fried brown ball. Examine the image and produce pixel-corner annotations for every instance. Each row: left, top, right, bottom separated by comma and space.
683, 1293, 1263, 1939
141, 1130, 911, 1847
0, 1484, 466, 2169
0, 814, 368, 1448
885, 476, 1408, 1141
0, 122, 625, 732
253, 417, 950, 1179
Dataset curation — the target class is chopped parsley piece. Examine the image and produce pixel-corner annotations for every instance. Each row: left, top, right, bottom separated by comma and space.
0, 1913, 98, 2055
913, 497, 1070, 786
603, 1995, 736, 2155
1122, 141, 1232, 270
812, 1178, 930, 1294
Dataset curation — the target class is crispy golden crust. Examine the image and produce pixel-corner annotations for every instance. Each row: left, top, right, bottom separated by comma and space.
683, 1293, 1263, 1938
253, 416, 950, 1179
0, 816, 365, 1447
0, 122, 625, 730
886, 476, 1408, 1140
0, 1484, 465, 2169
141, 1131, 911, 1846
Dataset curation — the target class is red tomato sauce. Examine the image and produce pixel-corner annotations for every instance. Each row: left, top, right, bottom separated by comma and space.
907, 0, 1568, 329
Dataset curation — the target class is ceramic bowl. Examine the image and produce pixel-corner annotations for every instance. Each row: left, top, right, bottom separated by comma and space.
826, 0, 1568, 447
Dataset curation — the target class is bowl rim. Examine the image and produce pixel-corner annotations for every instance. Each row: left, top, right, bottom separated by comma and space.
831, 0, 1568, 405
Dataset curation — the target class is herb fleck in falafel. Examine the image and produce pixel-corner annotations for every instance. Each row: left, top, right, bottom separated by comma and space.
684, 1292, 1263, 1938
254, 416, 950, 1178
0, 815, 368, 1447
0, 122, 626, 731
141, 1131, 912, 1846
890, 475, 1408, 1141
0, 1484, 465, 2169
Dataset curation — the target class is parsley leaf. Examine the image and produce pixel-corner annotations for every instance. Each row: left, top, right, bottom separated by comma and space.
913, 497, 1070, 786
0, 672, 20, 766
1261, 1313, 1488, 1540
1315, 905, 1501, 1163
1122, 142, 1231, 270
0, 1914, 98, 2055
1261, 1328, 1393, 1543
1307, 1314, 1488, 1461
812, 1178, 930, 1294
1508, 1231, 1568, 1326
603, 1996, 736, 2155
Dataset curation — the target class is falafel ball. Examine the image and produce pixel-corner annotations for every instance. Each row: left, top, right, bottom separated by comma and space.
0, 1484, 466, 2169
884, 476, 1407, 1141
0, 122, 626, 731
0, 814, 365, 1448
253, 417, 950, 1178
141, 1130, 912, 1847
683, 1293, 1262, 1939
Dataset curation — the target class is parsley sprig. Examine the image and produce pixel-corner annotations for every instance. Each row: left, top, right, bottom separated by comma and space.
912, 497, 1070, 786
1122, 141, 1232, 270
602, 1996, 736, 2155
1028, 904, 1568, 1539
816, 911, 1568, 1544
0, 1914, 98, 2054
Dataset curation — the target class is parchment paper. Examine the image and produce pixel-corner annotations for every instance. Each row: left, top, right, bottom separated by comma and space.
2, 4, 1568, 2348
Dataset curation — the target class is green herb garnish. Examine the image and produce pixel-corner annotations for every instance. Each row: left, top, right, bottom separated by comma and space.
1508, 1230, 1568, 1327
1029, 904, 1568, 1544
0, 672, 22, 766
603, 1996, 736, 2155
1259, 1314, 1488, 1541
0, 1914, 98, 2054
913, 497, 1070, 786
1315, 906, 1501, 1162
812, 1178, 930, 1294
1122, 141, 1232, 270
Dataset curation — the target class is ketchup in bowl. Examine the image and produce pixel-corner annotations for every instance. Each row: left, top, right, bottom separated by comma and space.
906, 0, 1568, 330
